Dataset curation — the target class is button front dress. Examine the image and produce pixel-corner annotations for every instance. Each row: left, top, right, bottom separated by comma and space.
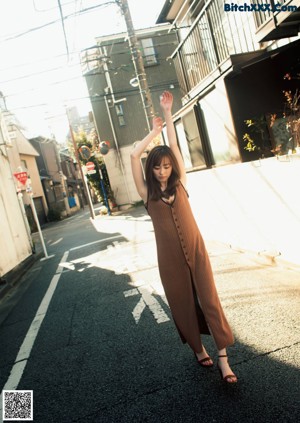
146, 181, 234, 352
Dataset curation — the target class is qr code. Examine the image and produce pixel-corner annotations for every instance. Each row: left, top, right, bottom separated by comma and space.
2, 390, 33, 421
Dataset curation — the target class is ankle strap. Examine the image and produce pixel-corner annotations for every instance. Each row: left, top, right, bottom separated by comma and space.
218, 355, 228, 358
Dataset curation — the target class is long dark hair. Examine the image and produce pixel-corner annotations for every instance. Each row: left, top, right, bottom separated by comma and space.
145, 145, 180, 201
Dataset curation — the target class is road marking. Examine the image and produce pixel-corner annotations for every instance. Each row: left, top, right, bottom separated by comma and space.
0, 234, 161, 421
124, 285, 170, 324
49, 237, 63, 246
0, 251, 69, 419
70, 234, 123, 251
0, 255, 69, 398
0, 234, 129, 405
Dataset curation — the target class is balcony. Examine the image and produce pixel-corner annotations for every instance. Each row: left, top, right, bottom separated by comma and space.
171, 0, 230, 97
253, 0, 300, 41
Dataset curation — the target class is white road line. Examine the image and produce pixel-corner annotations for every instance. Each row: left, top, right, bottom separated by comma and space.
0, 251, 69, 420
3, 251, 68, 387
0, 234, 157, 420
0, 235, 126, 403
132, 297, 146, 324
49, 237, 63, 246
70, 235, 122, 251
139, 287, 170, 324
124, 288, 139, 297
124, 286, 170, 324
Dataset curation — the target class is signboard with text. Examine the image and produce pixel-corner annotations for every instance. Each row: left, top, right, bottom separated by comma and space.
13, 171, 28, 185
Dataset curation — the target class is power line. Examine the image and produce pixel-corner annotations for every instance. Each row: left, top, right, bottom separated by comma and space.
0, 51, 79, 72
57, 0, 70, 58
0, 36, 176, 73
0, 49, 175, 84
32, 0, 76, 12
7, 80, 179, 112
4, 75, 83, 98
1, 1, 117, 42
0, 64, 79, 84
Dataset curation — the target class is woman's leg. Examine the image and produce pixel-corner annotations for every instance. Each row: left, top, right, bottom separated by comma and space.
217, 348, 237, 383
194, 345, 213, 366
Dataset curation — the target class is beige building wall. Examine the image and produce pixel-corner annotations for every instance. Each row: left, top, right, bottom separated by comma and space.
0, 143, 32, 277
6, 128, 48, 213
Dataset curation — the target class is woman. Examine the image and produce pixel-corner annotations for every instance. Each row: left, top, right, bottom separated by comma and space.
130, 91, 237, 383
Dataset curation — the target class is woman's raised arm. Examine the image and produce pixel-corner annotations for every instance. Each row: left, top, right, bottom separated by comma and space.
160, 91, 186, 186
130, 116, 163, 203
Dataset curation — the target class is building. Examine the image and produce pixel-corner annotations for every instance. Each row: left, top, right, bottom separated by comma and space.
156, 0, 300, 166
5, 124, 48, 229
81, 24, 182, 206
0, 108, 33, 279
66, 106, 96, 138
29, 137, 80, 219
59, 148, 86, 210
154, 0, 300, 264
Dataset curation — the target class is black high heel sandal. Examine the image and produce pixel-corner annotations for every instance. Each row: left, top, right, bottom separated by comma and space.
217, 355, 237, 383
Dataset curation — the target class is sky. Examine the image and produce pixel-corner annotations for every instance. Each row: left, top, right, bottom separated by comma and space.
0, 0, 167, 141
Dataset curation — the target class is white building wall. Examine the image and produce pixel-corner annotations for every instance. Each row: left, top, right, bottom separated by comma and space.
188, 155, 300, 266
104, 145, 142, 206
0, 147, 32, 277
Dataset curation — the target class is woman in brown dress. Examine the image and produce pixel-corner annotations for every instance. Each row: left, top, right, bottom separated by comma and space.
131, 91, 237, 383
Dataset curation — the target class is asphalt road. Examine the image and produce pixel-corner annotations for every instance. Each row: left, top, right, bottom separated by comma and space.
0, 206, 299, 423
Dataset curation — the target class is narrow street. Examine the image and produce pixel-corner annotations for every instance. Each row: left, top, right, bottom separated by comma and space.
0, 206, 299, 423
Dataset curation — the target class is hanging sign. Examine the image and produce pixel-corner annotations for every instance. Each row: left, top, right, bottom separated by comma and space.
86, 161, 95, 171
14, 171, 28, 185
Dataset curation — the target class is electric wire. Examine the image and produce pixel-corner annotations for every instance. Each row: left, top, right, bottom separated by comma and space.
0, 1, 117, 42
32, 0, 76, 12
0, 1, 178, 131
57, 0, 70, 58
7, 79, 179, 112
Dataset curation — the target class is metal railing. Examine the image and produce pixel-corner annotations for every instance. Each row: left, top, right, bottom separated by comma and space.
172, 0, 230, 95
252, 0, 297, 29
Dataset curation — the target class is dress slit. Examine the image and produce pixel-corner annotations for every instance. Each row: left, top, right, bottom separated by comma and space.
190, 271, 211, 335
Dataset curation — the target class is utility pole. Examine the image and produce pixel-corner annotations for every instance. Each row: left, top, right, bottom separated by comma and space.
117, 0, 156, 132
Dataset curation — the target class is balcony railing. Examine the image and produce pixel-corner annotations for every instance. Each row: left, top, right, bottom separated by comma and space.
252, 0, 300, 41
172, 0, 300, 95
172, 0, 230, 95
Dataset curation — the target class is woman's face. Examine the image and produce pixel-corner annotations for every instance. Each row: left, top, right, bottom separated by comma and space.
152, 156, 173, 184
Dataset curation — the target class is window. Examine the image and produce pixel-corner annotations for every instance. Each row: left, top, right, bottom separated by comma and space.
115, 104, 126, 127
174, 121, 193, 169
21, 159, 28, 171
140, 38, 157, 66
198, 90, 232, 165
176, 110, 206, 169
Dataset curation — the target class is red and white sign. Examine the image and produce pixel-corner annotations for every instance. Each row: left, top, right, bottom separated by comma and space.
14, 171, 28, 185
86, 161, 95, 171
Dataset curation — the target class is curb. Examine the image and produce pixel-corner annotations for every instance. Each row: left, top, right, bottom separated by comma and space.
0, 251, 43, 301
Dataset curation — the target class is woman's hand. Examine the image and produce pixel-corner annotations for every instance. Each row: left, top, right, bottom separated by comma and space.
152, 116, 163, 134
160, 91, 173, 113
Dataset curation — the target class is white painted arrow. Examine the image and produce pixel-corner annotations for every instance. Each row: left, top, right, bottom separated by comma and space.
124, 286, 170, 324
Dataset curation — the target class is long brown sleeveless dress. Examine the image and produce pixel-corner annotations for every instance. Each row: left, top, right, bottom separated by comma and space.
146, 181, 234, 352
